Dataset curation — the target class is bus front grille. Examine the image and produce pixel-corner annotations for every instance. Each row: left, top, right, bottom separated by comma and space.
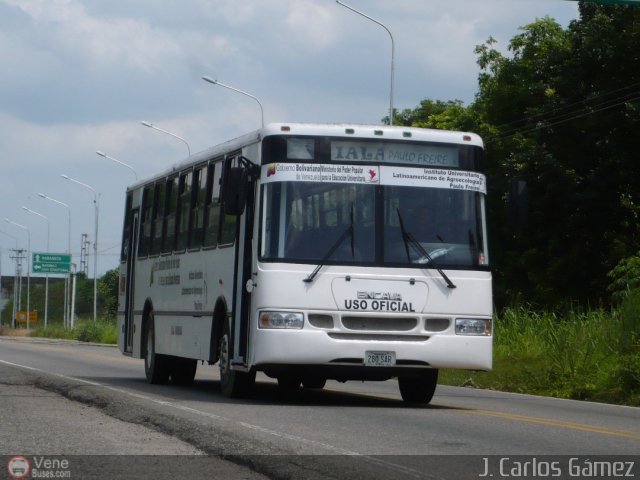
341, 316, 418, 331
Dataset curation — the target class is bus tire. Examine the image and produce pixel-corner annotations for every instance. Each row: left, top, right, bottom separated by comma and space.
398, 369, 438, 405
171, 358, 197, 385
144, 312, 170, 384
219, 324, 255, 398
302, 377, 326, 389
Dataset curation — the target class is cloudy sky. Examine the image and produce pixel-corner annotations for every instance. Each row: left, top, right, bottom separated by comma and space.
0, 0, 578, 278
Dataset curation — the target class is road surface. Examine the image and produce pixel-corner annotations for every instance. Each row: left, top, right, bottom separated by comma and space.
0, 336, 638, 479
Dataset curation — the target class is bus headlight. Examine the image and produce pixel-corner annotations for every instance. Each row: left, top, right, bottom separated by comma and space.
259, 311, 304, 329
455, 318, 491, 336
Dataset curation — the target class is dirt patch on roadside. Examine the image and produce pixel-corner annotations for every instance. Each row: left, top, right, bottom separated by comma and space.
0, 328, 33, 337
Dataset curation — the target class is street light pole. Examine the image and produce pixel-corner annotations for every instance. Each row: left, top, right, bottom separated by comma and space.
4, 219, 31, 329
140, 121, 191, 157
96, 151, 138, 180
201, 76, 265, 129
336, 0, 395, 125
22, 207, 50, 328
61, 174, 99, 321
38, 193, 71, 328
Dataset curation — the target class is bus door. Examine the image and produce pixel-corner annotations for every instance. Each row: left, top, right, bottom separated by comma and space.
123, 208, 139, 354
224, 156, 258, 368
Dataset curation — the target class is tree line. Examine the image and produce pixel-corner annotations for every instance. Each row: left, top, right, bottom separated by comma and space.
390, 3, 640, 309
1, 268, 118, 325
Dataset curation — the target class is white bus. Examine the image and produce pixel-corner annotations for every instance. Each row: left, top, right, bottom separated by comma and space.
117, 123, 492, 404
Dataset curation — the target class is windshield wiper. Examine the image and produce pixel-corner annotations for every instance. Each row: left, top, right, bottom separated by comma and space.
303, 205, 354, 283
396, 208, 456, 289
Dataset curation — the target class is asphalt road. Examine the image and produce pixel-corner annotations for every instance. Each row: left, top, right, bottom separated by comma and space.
0, 336, 638, 479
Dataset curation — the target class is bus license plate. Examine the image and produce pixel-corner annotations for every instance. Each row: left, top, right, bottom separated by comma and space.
365, 351, 396, 367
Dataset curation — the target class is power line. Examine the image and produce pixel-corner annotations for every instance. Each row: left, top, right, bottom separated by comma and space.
489, 90, 640, 142
492, 80, 640, 132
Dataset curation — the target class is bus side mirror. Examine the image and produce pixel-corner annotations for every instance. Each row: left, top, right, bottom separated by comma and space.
222, 167, 249, 216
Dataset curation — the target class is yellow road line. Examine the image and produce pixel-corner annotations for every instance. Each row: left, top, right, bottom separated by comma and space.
464, 409, 640, 441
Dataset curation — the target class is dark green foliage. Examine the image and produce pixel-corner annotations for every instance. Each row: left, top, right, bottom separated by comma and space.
608, 253, 640, 304
395, 4, 640, 309
98, 268, 120, 320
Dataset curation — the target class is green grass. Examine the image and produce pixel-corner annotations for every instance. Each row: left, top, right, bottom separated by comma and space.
440, 304, 640, 406
30, 317, 118, 345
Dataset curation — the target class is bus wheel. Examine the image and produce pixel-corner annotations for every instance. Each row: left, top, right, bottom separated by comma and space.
144, 312, 170, 384
398, 369, 438, 405
219, 325, 255, 398
171, 358, 197, 385
302, 377, 326, 389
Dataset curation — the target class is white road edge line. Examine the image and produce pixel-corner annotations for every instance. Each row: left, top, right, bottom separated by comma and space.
0, 358, 440, 480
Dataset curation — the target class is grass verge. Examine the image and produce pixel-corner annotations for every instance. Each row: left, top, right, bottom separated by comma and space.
29, 318, 118, 345
440, 304, 640, 407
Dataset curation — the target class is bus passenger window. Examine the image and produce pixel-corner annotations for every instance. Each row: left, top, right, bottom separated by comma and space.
220, 211, 237, 246
176, 171, 192, 251
189, 166, 206, 249
121, 192, 133, 262
163, 176, 179, 253
138, 186, 154, 257
204, 163, 221, 248
150, 181, 166, 255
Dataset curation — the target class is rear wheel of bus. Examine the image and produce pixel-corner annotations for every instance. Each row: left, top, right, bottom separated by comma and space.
144, 311, 170, 384
398, 369, 438, 404
219, 323, 255, 398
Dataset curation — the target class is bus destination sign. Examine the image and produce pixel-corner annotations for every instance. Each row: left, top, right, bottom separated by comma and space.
331, 141, 459, 168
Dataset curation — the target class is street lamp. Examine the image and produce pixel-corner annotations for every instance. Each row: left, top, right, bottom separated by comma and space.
61, 174, 99, 321
22, 206, 50, 328
140, 121, 191, 157
4, 219, 31, 329
38, 193, 72, 328
201, 76, 264, 129
336, 0, 395, 125
96, 151, 138, 180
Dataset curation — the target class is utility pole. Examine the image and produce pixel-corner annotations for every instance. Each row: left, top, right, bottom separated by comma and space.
9, 249, 26, 329
80, 233, 89, 277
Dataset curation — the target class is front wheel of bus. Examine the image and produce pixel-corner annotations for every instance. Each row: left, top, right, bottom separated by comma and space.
398, 369, 438, 405
144, 312, 170, 384
219, 326, 255, 398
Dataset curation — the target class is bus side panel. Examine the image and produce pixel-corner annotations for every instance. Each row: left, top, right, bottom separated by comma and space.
131, 248, 236, 360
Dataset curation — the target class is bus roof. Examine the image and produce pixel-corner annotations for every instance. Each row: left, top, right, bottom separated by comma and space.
127, 123, 483, 191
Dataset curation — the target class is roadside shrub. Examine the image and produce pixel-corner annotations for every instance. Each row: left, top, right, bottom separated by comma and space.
608, 252, 640, 304
75, 319, 117, 344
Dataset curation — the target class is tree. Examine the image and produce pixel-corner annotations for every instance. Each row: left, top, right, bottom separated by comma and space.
397, 4, 640, 309
99, 268, 120, 320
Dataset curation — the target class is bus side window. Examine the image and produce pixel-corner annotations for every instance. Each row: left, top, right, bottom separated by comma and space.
189, 166, 206, 249
219, 156, 240, 246
138, 185, 154, 257
203, 162, 221, 248
150, 181, 166, 255
121, 192, 133, 262
176, 171, 192, 251
163, 176, 179, 253
220, 204, 238, 246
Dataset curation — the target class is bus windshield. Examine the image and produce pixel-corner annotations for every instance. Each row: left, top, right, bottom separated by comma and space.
260, 169, 489, 269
